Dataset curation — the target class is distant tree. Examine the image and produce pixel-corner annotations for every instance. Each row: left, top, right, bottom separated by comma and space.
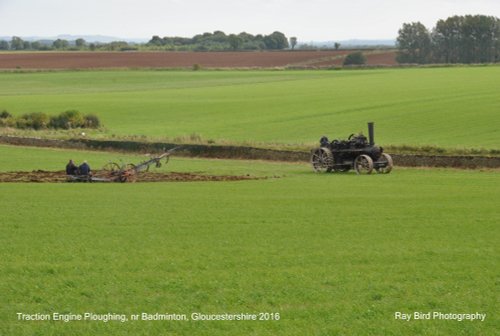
264, 31, 289, 49
10, 36, 25, 50
192, 33, 205, 44
334, 42, 341, 50
75, 38, 86, 48
247, 34, 264, 50
290, 37, 297, 50
31, 41, 42, 50
212, 30, 228, 43
298, 43, 317, 50
105, 41, 129, 51
432, 16, 464, 63
194, 44, 208, 51
396, 22, 432, 64
457, 15, 498, 63
0, 40, 9, 50
23, 40, 32, 50
148, 35, 164, 46
343, 51, 366, 65
88, 43, 96, 51
53, 39, 69, 49
228, 34, 243, 50
238, 32, 253, 41
235, 32, 255, 50
399, 15, 500, 64
172, 37, 191, 46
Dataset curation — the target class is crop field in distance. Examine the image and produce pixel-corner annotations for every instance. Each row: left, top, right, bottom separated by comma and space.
1, 67, 499, 150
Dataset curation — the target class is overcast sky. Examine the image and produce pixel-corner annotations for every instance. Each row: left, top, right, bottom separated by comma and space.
0, 0, 498, 41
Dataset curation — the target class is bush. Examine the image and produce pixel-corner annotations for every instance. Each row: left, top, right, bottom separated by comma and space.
192, 63, 201, 71
19, 112, 50, 130
0, 117, 16, 127
49, 110, 85, 129
15, 118, 29, 129
48, 115, 66, 129
83, 114, 101, 128
0, 110, 12, 119
0, 109, 102, 130
343, 52, 367, 66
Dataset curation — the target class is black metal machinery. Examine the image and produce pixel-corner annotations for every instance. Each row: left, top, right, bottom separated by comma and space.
311, 122, 393, 174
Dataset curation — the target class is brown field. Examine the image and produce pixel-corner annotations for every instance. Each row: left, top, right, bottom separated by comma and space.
0, 50, 397, 69
364, 51, 398, 65
0, 170, 259, 183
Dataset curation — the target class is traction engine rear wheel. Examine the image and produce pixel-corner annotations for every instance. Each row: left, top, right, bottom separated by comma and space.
311, 147, 334, 173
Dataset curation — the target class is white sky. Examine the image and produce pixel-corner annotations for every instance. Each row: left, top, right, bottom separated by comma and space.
0, 0, 498, 41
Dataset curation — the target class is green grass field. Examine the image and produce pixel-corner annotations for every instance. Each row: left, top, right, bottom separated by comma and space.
1, 67, 499, 150
0, 145, 498, 335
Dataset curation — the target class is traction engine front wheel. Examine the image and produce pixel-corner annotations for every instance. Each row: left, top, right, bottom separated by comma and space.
375, 153, 393, 174
354, 154, 374, 175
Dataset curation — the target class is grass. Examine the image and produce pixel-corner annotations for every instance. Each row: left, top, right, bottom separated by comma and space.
0, 145, 498, 335
0, 68, 499, 150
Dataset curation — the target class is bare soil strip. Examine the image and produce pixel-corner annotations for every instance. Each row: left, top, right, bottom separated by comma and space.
0, 50, 397, 69
0, 170, 260, 183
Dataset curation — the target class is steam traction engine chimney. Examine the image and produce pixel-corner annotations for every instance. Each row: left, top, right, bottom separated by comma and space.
368, 122, 374, 146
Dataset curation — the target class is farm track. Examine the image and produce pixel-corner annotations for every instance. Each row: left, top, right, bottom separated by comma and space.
0, 170, 259, 183
0, 50, 397, 69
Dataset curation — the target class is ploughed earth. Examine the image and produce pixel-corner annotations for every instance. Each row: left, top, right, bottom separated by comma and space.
0, 170, 260, 183
0, 51, 397, 69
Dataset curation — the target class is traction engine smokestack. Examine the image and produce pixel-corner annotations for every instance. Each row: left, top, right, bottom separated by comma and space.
368, 122, 374, 146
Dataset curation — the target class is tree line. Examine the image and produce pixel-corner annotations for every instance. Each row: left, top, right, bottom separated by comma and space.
0, 31, 292, 52
147, 31, 289, 51
0, 37, 138, 51
397, 15, 500, 64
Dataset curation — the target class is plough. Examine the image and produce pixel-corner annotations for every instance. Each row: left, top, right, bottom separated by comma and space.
68, 147, 180, 183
